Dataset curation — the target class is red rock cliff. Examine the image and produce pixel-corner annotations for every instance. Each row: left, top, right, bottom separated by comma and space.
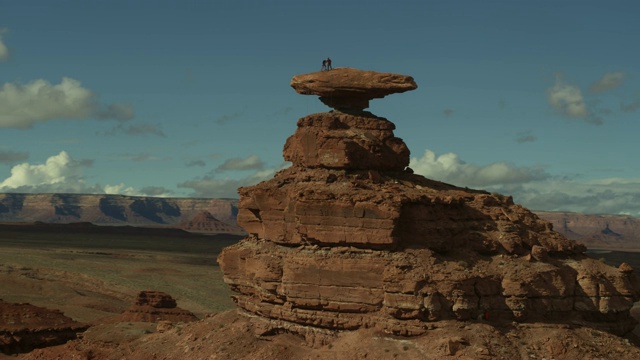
218, 68, 640, 345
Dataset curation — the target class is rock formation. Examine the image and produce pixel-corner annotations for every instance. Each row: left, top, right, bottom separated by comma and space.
0, 300, 88, 355
218, 68, 640, 345
290, 67, 417, 111
116, 291, 198, 323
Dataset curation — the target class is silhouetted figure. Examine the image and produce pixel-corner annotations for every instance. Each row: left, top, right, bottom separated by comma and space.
326, 57, 332, 70
321, 59, 327, 71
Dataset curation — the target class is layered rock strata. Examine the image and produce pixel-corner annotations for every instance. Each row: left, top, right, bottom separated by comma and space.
218, 69, 640, 344
290, 67, 417, 111
0, 300, 88, 355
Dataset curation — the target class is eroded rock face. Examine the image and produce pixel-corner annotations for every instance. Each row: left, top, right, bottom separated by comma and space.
283, 111, 409, 171
219, 68, 640, 343
290, 68, 417, 111
0, 300, 88, 355
117, 291, 198, 323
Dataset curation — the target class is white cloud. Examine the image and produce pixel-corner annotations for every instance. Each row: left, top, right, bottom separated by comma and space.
409, 149, 640, 216
216, 154, 265, 172
0, 151, 140, 195
0, 77, 134, 129
409, 149, 549, 188
547, 76, 588, 119
104, 183, 137, 196
0, 151, 91, 192
589, 72, 625, 93
0, 28, 8, 61
503, 178, 640, 216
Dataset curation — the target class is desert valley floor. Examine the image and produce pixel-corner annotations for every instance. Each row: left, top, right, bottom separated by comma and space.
0, 224, 240, 323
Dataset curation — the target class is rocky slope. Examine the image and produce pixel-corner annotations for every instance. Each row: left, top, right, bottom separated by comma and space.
536, 211, 640, 250
219, 67, 640, 348
0, 300, 88, 355
0, 193, 241, 233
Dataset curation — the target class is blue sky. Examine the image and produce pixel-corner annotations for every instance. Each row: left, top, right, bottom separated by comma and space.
1, 0, 639, 216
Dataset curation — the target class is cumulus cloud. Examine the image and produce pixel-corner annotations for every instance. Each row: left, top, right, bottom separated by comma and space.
0, 151, 140, 195
0, 77, 134, 129
547, 76, 589, 119
139, 186, 173, 197
179, 163, 289, 198
504, 178, 640, 216
589, 72, 625, 93
409, 148, 640, 216
215, 154, 264, 172
0, 28, 8, 61
0, 151, 92, 192
410, 149, 549, 188
0, 150, 29, 164
104, 183, 137, 196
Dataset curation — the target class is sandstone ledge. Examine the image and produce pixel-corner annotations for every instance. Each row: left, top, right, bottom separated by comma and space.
290, 68, 417, 110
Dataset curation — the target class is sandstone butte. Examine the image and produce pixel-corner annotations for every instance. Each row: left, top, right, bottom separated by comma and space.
218, 68, 640, 347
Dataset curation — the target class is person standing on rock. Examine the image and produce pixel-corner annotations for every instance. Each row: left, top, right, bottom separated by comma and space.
326, 57, 332, 70
321, 59, 327, 71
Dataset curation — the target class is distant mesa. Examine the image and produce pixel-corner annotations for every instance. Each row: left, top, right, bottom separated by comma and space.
0, 193, 241, 233
290, 67, 417, 111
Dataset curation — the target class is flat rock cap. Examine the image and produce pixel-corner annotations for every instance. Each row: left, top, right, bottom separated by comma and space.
291, 67, 417, 110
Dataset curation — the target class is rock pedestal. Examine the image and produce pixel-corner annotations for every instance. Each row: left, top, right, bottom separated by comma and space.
218, 68, 640, 344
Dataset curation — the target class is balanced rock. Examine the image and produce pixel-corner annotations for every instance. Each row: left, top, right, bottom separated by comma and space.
219, 68, 640, 345
290, 67, 417, 111
117, 291, 198, 323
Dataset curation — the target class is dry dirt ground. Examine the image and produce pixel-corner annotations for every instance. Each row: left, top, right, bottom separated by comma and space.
3, 226, 640, 359
0, 226, 240, 322
16, 310, 640, 360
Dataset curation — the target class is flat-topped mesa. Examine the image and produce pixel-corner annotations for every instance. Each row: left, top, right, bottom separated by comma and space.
291, 68, 417, 111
